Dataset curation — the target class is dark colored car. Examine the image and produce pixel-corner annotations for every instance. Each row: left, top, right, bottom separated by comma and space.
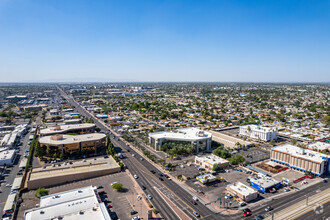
150, 170, 156, 174
191, 200, 197, 205
109, 212, 118, 220
141, 185, 146, 190
159, 177, 164, 181
158, 173, 163, 177
243, 208, 251, 217
164, 174, 169, 178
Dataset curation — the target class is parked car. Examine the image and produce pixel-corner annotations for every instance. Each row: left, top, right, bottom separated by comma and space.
284, 188, 290, 192
137, 195, 142, 200
134, 175, 138, 179
193, 196, 199, 201
159, 177, 164, 181
322, 179, 327, 183
255, 215, 264, 220
147, 194, 152, 200
5, 184, 12, 187
164, 174, 169, 178
191, 200, 197, 205
141, 185, 146, 190
97, 185, 103, 189
150, 170, 156, 174
158, 173, 163, 177
106, 204, 112, 208
98, 190, 105, 194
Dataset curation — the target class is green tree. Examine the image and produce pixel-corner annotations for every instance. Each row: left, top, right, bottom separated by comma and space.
112, 183, 123, 191
35, 187, 49, 198
212, 163, 221, 172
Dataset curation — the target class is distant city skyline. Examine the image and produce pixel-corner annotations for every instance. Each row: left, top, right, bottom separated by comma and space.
0, 0, 329, 83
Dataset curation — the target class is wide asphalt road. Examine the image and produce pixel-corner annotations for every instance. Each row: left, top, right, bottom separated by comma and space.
296, 201, 330, 220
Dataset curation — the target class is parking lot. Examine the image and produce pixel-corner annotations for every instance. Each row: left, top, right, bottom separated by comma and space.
237, 147, 270, 163
17, 172, 150, 220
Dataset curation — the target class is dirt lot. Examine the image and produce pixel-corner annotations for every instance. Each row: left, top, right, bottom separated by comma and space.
17, 172, 150, 220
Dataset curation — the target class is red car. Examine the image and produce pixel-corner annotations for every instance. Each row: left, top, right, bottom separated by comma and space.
191, 200, 197, 205
98, 190, 105, 194
106, 204, 112, 208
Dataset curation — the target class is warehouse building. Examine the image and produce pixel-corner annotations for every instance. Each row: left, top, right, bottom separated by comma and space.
39, 123, 95, 136
24, 186, 111, 220
149, 127, 212, 152
249, 176, 281, 193
271, 144, 330, 176
0, 149, 16, 166
27, 156, 120, 189
226, 182, 258, 202
239, 125, 277, 141
195, 154, 229, 170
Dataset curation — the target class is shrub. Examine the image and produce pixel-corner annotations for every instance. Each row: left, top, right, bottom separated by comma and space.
35, 187, 49, 198
112, 183, 123, 191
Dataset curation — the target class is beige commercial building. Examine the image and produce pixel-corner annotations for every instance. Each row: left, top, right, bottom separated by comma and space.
226, 182, 258, 202
271, 144, 330, 176
39, 123, 95, 136
195, 154, 229, 170
27, 156, 121, 190
39, 133, 106, 155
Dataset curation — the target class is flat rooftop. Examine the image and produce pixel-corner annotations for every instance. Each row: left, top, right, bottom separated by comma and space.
29, 156, 120, 182
39, 133, 106, 146
24, 186, 110, 220
241, 125, 276, 132
195, 154, 229, 165
0, 149, 15, 160
227, 182, 257, 196
39, 123, 95, 135
196, 173, 217, 181
272, 144, 329, 163
149, 127, 212, 141
250, 177, 281, 189
308, 142, 330, 151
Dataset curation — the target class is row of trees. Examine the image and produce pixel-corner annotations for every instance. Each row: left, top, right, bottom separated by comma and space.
212, 147, 246, 166
160, 141, 194, 158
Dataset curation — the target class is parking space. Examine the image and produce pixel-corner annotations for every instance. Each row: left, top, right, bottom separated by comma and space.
17, 172, 150, 220
237, 147, 270, 163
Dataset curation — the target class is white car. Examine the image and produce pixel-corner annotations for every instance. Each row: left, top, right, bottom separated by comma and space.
193, 196, 199, 201
132, 217, 140, 220
147, 194, 152, 200
132, 154, 135, 157
6, 184, 12, 187
137, 195, 142, 200
134, 175, 138, 179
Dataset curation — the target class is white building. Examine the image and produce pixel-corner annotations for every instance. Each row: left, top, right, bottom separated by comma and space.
226, 182, 258, 202
271, 144, 330, 176
308, 142, 330, 152
195, 154, 229, 170
239, 125, 277, 141
149, 127, 212, 152
0, 149, 16, 166
24, 186, 111, 220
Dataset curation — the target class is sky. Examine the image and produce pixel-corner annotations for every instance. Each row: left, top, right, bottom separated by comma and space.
0, 0, 329, 83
